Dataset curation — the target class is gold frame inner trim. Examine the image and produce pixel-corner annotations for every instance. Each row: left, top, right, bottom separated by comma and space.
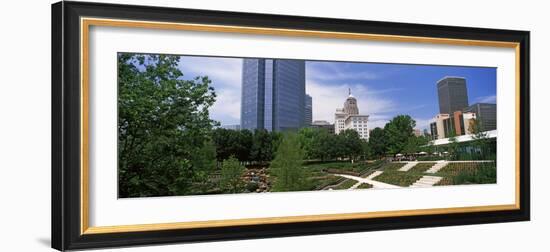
80, 17, 522, 235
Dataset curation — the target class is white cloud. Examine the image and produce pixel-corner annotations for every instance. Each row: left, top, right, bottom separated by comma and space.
307, 61, 379, 82
368, 119, 390, 129
209, 88, 241, 124
413, 117, 432, 131
178, 56, 242, 125
179, 56, 242, 88
362, 116, 432, 131
306, 80, 398, 124
176, 57, 430, 128
474, 95, 497, 103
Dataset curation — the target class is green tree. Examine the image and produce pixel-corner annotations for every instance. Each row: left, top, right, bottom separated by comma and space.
212, 128, 234, 162
403, 136, 418, 154
368, 127, 386, 158
212, 128, 253, 162
404, 135, 430, 155
339, 129, 363, 162
361, 140, 372, 160
270, 133, 309, 192
235, 129, 253, 162
447, 132, 460, 160
117, 53, 218, 197
191, 141, 217, 173
298, 127, 319, 159
469, 118, 491, 160
384, 115, 416, 155
250, 129, 275, 163
220, 156, 246, 193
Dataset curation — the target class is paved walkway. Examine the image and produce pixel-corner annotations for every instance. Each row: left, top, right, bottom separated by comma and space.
398, 162, 418, 171
425, 161, 448, 173
335, 172, 401, 189
410, 175, 443, 187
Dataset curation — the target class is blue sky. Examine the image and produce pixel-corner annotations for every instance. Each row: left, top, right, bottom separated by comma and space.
177, 55, 496, 130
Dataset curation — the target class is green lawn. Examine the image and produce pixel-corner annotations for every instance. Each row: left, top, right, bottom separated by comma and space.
303, 160, 379, 175
307, 174, 342, 190
434, 162, 496, 186
371, 162, 422, 187
373, 172, 422, 187
408, 162, 436, 173
356, 183, 373, 189
332, 179, 358, 190
379, 162, 407, 171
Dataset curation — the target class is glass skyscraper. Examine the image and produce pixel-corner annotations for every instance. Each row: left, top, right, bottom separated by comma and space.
240, 58, 306, 131
305, 94, 312, 126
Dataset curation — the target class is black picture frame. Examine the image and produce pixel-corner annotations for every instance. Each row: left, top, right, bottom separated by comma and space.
52, 1, 530, 251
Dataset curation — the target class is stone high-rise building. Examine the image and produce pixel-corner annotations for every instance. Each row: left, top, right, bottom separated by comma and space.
463, 103, 497, 131
334, 89, 369, 140
437, 76, 469, 114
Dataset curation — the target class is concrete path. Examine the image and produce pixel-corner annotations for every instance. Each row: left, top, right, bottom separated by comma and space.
398, 162, 419, 171
426, 161, 448, 174
349, 171, 384, 189
410, 175, 443, 187
335, 173, 401, 189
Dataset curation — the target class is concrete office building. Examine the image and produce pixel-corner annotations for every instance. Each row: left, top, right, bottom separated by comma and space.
311, 120, 335, 134
430, 114, 450, 140
437, 76, 469, 114
429, 112, 476, 140
429, 76, 496, 140
463, 103, 497, 131
305, 94, 312, 126
220, 124, 241, 130
240, 58, 306, 131
334, 89, 369, 140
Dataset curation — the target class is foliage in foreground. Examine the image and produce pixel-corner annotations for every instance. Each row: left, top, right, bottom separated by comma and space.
220, 156, 246, 193
117, 53, 218, 197
270, 133, 310, 192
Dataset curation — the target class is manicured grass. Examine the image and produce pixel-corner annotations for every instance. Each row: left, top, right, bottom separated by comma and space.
361, 170, 376, 178
332, 179, 358, 190
380, 162, 407, 171
407, 162, 436, 173
307, 174, 342, 190
434, 162, 496, 186
373, 172, 422, 187
304, 160, 383, 175
371, 162, 421, 187
356, 183, 373, 189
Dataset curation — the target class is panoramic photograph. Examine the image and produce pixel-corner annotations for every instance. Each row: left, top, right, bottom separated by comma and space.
117, 52, 497, 198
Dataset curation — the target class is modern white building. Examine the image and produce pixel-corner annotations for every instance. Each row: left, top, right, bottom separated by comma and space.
334, 89, 369, 140
429, 111, 477, 140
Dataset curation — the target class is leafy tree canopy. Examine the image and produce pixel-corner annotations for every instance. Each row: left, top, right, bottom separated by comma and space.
383, 115, 416, 155
118, 53, 218, 197
270, 133, 309, 192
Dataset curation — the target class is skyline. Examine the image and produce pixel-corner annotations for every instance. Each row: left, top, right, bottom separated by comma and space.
177, 55, 496, 130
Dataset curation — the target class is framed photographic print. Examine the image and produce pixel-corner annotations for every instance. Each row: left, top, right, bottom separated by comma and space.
51, 1, 530, 251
